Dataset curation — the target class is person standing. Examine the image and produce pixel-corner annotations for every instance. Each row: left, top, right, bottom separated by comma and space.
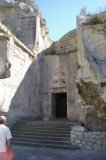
0, 115, 14, 160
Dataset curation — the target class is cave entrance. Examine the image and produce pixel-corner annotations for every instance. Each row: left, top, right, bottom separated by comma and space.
52, 93, 67, 118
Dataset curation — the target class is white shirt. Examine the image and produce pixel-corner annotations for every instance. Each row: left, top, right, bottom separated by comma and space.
0, 124, 12, 152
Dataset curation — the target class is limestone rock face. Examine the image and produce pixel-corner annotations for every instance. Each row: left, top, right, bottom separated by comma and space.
0, 22, 41, 125
41, 52, 79, 120
0, 0, 53, 53
1, 0, 106, 131
54, 29, 77, 54
0, 0, 78, 125
76, 14, 106, 131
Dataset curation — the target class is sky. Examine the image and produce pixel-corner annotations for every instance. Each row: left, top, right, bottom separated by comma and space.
35, 0, 106, 41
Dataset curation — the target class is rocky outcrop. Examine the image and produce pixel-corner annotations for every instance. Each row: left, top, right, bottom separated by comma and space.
0, 0, 106, 131
0, 0, 52, 124
0, 0, 53, 53
45, 29, 77, 55
0, 21, 34, 79
0, 22, 41, 124
76, 13, 106, 131
54, 29, 77, 54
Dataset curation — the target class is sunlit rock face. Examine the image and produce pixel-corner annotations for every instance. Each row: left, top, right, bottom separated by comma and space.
76, 13, 106, 131
0, 24, 38, 124
53, 29, 77, 55
0, 0, 53, 53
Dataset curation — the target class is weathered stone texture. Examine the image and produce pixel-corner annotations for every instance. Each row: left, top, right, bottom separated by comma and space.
0, 34, 11, 78
0, 24, 42, 125
53, 29, 77, 54
0, 0, 79, 124
41, 52, 79, 120
71, 125, 106, 150
76, 14, 106, 131
0, 0, 53, 53
0, 0, 106, 135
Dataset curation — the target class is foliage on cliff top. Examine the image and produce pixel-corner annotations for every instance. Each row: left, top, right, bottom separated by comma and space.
90, 14, 106, 24
79, 6, 106, 16
79, 6, 106, 29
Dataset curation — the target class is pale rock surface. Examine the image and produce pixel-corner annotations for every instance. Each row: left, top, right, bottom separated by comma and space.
53, 29, 77, 54
0, 0, 53, 53
0, 22, 41, 125
76, 14, 106, 130
41, 52, 79, 120
0, 0, 106, 132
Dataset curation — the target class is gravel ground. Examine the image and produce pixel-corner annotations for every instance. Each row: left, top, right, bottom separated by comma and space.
11, 145, 106, 160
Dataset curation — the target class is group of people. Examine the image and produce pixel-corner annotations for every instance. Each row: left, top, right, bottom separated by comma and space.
0, 116, 14, 160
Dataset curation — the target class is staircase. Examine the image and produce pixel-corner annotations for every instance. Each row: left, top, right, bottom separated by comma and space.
10, 120, 79, 150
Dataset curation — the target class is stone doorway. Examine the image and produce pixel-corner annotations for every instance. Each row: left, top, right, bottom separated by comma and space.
52, 93, 67, 118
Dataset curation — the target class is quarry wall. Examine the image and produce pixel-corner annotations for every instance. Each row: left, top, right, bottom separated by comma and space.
41, 52, 79, 120
0, 22, 43, 125
0, 0, 106, 134
76, 14, 106, 131
0, 0, 53, 53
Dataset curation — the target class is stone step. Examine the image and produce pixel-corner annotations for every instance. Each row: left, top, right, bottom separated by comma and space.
15, 120, 73, 123
12, 141, 78, 150
11, 134, 70, 141
13, 124, 72, 129
11, 125, 72, 129
11, 131, 70, 137
11, 126, 71, 132
15, 121, 78, 127
11, 130, 70, 136
11, 128, 70, 134
12, 137, 70, 145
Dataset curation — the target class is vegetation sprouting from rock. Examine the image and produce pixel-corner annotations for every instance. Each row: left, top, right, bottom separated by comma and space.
79, 6, 106, 34
90, 14, 106, 25
70, 38, 77, 47
89, 14, 106, 34
50, 49, 57, 55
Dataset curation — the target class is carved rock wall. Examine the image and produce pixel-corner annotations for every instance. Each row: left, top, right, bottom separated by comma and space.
0, 0, 79, 125
0, 23, 42, 125
40, 52, 79, 120
1, 0, 106, 131
0, 0, 53, 53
